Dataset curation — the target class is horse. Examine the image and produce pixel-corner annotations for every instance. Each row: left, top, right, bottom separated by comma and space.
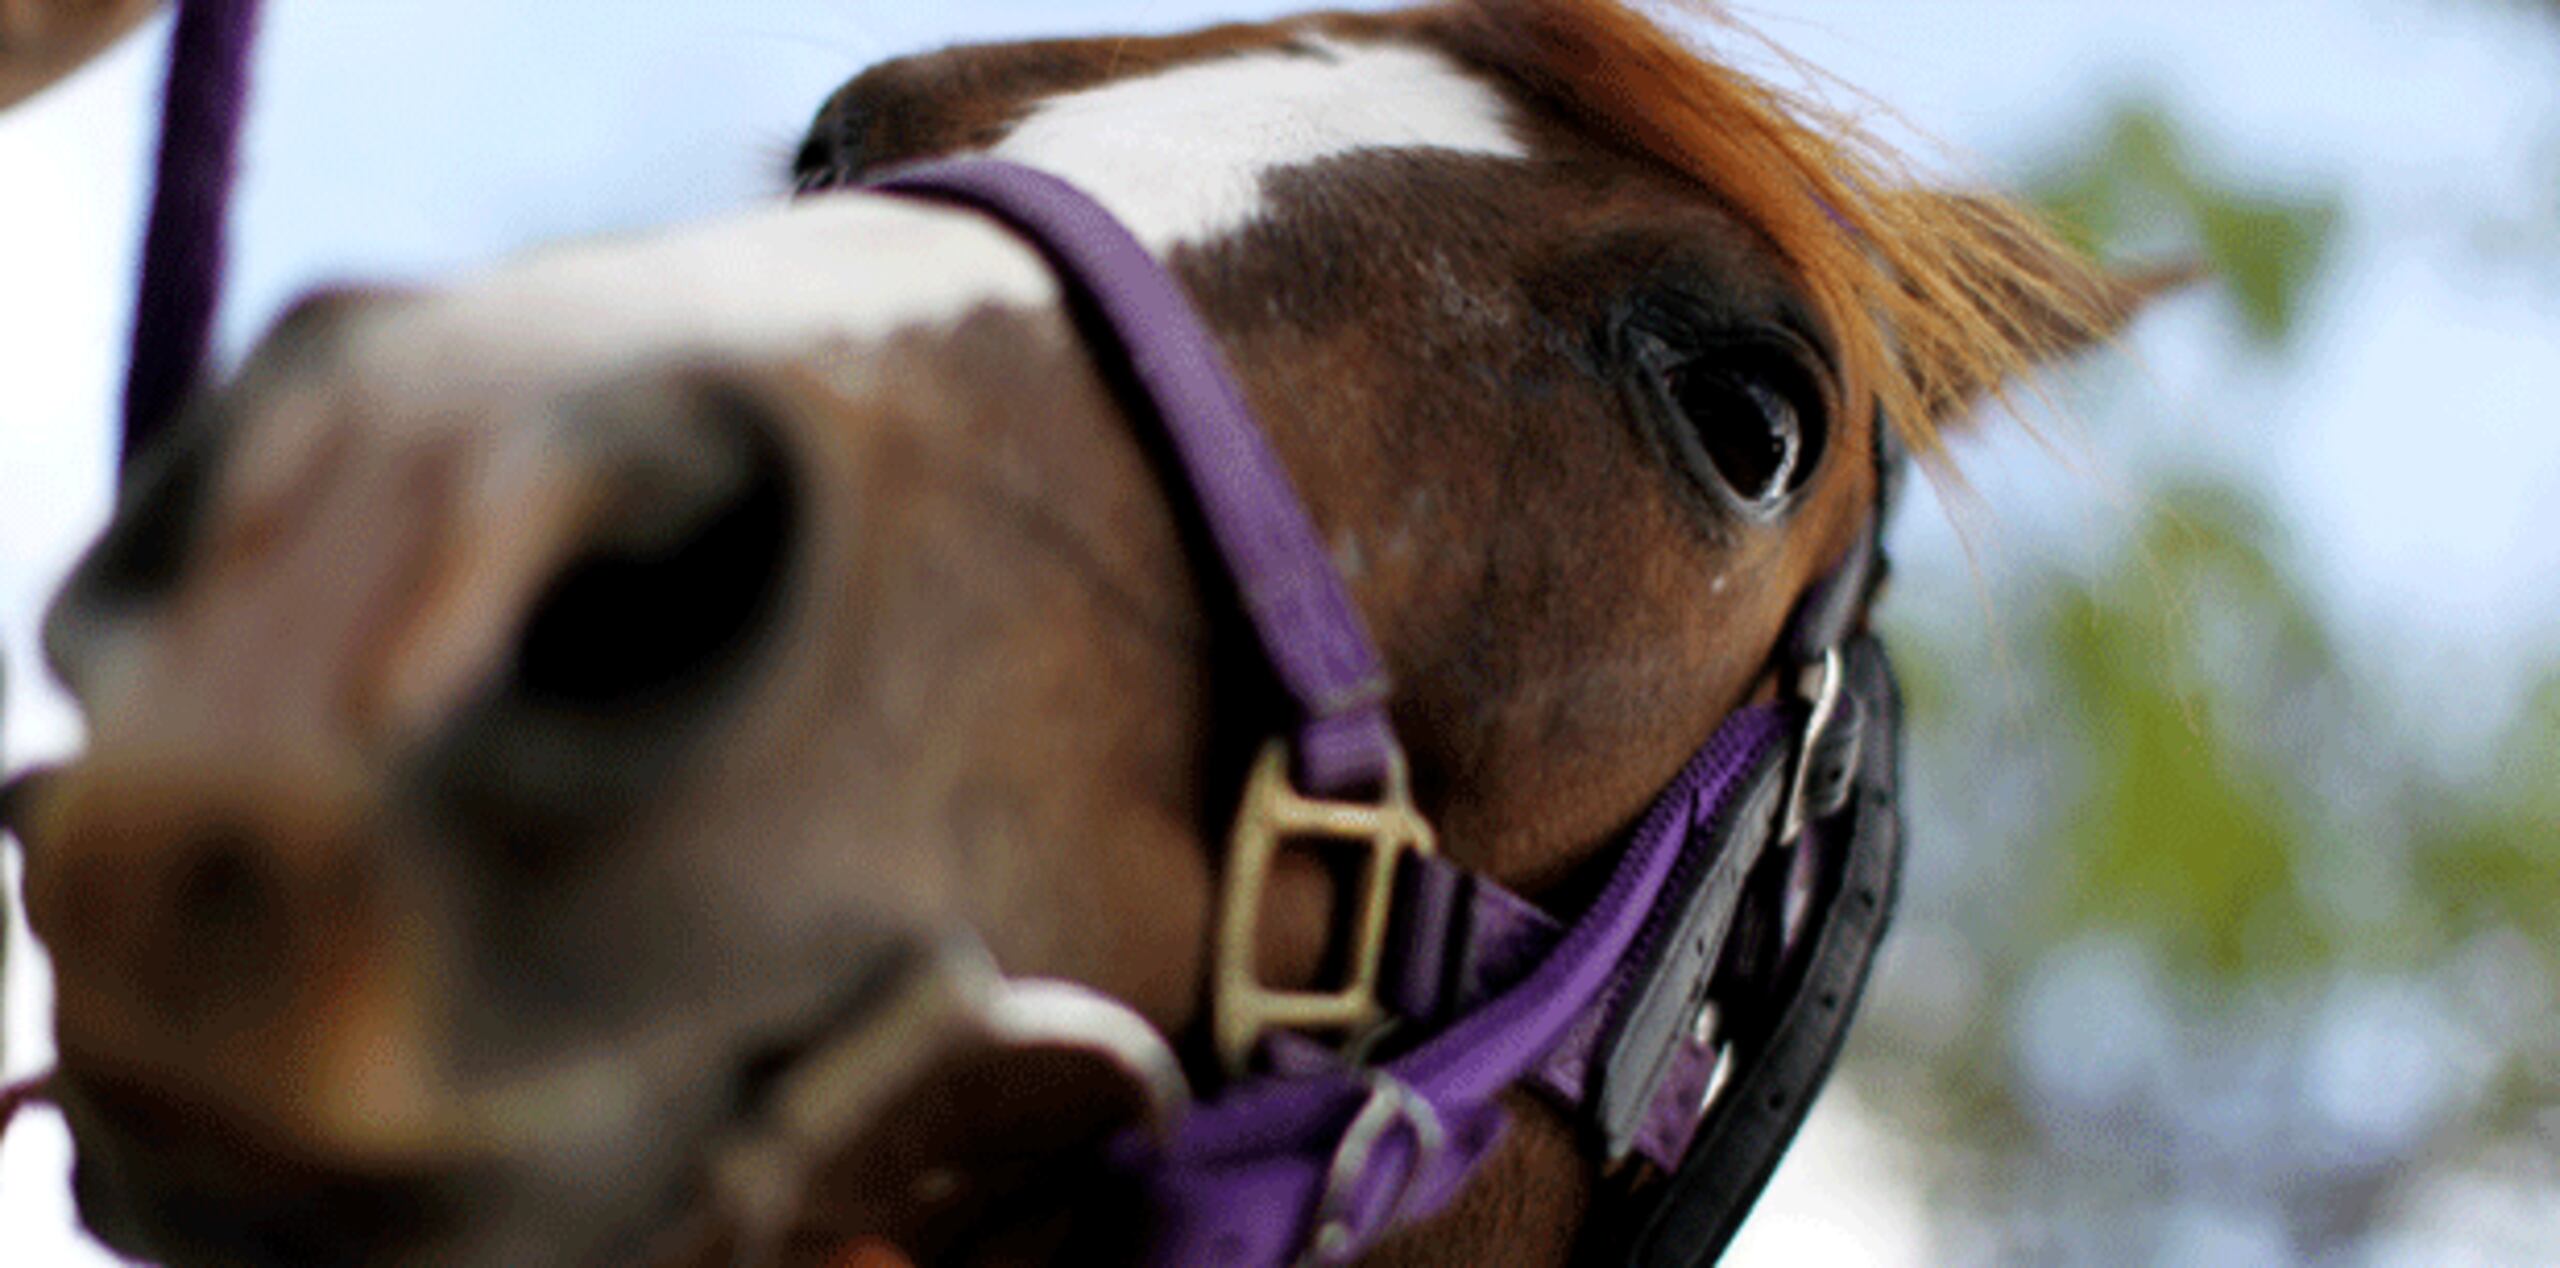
2, 1, 2169, 1264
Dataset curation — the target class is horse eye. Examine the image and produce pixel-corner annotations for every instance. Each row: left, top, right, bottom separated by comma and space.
1664, 364, 1805, 504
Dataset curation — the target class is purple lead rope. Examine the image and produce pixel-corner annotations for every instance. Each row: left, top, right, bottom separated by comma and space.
0, 0, 261, 1169
122, 0, 263, 468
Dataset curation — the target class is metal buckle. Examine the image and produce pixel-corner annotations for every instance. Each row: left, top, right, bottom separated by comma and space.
1778, 648, 1847, 846
1213, 738, 1437, 1074
1302, 1071, 1447, 1266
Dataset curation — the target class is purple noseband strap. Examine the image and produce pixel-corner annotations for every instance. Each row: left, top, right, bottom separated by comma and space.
1126, 707, 1785, 1267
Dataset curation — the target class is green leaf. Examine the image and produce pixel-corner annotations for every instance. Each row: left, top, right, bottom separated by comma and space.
2028, 99, 2341, 348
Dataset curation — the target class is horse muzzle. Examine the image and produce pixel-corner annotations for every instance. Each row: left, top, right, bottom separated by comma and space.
40, 922, 1190, 1268
54, 1070, 480, 1268
666, 937, 1193, 1266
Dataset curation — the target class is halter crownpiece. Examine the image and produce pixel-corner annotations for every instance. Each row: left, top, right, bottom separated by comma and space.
859, 159, 1908, 1268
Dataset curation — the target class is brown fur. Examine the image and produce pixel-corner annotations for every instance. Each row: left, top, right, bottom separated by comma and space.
14, 3, 2158, 1266
0, 0, 158, 109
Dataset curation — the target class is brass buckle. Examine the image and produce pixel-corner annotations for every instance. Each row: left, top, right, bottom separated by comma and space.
1213, 739, 1437, 1075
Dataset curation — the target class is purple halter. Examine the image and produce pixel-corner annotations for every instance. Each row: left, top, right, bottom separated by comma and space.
79, 4, 1909, 1264
862, 160, 1904, 1267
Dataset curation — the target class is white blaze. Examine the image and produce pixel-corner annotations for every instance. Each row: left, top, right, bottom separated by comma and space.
988, 38, 1527, 249
352, 36, 1525, 389
353, 198, 1060, 391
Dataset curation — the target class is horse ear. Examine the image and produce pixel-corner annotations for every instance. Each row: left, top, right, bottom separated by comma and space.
1887, 190, 2200, 430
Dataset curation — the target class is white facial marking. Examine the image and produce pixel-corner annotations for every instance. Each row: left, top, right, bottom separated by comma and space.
336, 36, 1524, 401
352, 196, 1060, 393
988, 37, 1527, 250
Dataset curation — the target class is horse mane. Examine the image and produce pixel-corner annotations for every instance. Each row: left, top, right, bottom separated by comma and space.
1440, 0, 2132, 458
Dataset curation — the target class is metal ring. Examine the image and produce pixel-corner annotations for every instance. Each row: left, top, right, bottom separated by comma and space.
1778, 647, 1846, 846
1302, 1071, 1448, 1266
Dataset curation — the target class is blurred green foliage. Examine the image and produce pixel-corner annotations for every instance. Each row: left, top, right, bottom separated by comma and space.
1872, 482, 2560, 1255
1852, 90, 2560, 1262
2031, 487, 2329, 983
2034, 101, 2340, 346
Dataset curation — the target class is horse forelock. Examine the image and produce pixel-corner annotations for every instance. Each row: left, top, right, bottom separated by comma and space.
797, 0, 2135, 461
1439, 0, 2132, 458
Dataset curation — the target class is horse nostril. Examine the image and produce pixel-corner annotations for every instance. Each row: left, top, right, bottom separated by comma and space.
429, 371, 803, 846
171, 833, 269, 932
512, 372, 800, 713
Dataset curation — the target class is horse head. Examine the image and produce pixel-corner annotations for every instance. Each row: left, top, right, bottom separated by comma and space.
9, 2, 2169, 1264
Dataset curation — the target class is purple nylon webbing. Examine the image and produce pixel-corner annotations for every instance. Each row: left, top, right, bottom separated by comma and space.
123, 0, 263, 468
1385, 853, 1728, 1168
858, 157, 1793, 1267
1129, 706, 1786, 1267
864, 160, 1398, 798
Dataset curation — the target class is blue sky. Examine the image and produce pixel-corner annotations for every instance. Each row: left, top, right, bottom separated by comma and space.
4, 2, 2556, 1262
